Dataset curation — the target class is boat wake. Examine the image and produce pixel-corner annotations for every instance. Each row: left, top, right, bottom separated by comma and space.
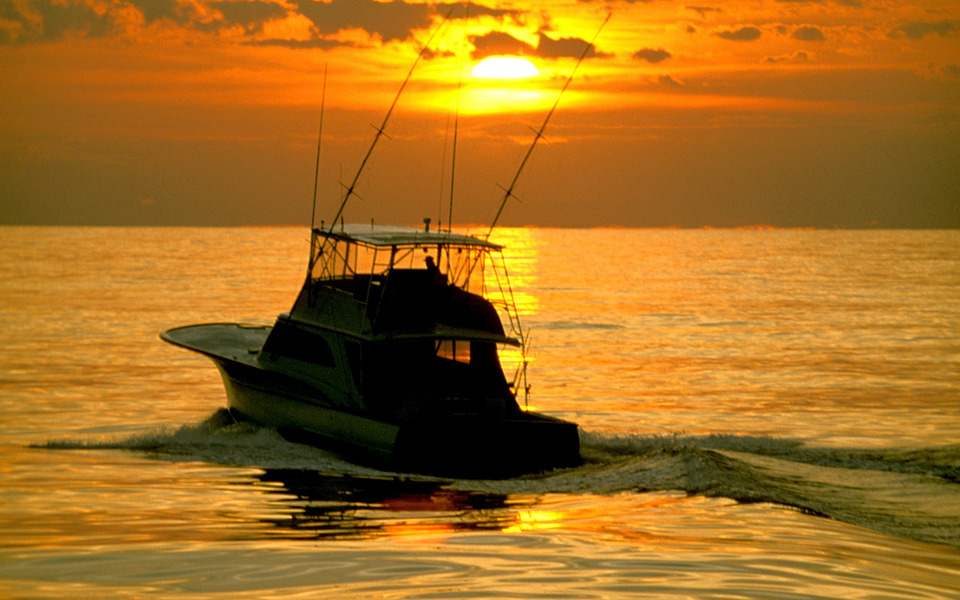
37, 410, 960, 548
39, 409, 390, 476
575, 432, 960, 548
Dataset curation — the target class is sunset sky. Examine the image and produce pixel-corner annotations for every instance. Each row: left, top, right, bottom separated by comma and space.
2, 0, 958, 228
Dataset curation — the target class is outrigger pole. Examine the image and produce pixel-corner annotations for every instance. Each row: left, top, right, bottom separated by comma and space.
309, 63, 328, 233
328, 7, 455, 230
486, 12, 611, 238
448, 2, 470, 233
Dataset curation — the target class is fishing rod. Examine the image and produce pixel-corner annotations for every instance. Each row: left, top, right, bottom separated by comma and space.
448, 1, 470, 233
328, 7, 455, 230
486, 12, 611, 238
307, 63, 329, 278
309, 63, 328, 232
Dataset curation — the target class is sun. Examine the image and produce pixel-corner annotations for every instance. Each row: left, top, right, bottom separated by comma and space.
471, 56, 539, 80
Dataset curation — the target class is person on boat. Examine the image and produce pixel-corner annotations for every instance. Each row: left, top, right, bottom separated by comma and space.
424, 256, 447, 287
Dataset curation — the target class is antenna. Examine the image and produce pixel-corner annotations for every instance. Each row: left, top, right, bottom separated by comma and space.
309, 63, 328, 232
486, 12, 611, 237
328, 7, 455, 230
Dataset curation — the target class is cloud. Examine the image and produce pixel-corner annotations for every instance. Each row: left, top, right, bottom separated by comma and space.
293, 0, 435, 43
775, 0, 862, 7
295, 1, 522, 44
470, 30, 535, 58
535, 30, 612, 59
132, 0, 196, 25
658, 74, 683, 87
890, 20, 960, 40
686, 6, 722, 17
470, 29, 611, 60
210, 1, 287, 33
1, 0, 250, 43
248, 38, 356, 50
633, 47, 671, 63
764, 51, 810, 63
792, 26, 825, 41
0, 0, 522, 46
715, 26, 761, 42
918, 62, 960, 81
1, 0, 116, 42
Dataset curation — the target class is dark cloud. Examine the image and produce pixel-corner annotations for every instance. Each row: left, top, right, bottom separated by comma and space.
686, 6, 722, 17
293, 0, 520, 44
294, 0, 435, 43
1, 0, 236, 43
890, 20, 960, 40
792, 25, 825, 41
775, 0, 862, 7
764, 51, 810, 63
211, 1, 287, 33
633, 47, 671, 63
470, 30, 535, 58
715, 26, 761, 41
248, 38, 355, 50
470, 29, 610, 60
457, 3, 522, 22
1, 0, 115, 42
0, 0, 35, 42
41, 1, 115, 38
0, 0, 521, 46
535, 30, 612, 59
658, 74, 683, 87
133, 0, 192, 25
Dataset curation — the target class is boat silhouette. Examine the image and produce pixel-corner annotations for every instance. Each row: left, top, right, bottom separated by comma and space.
162, 223, 580, 477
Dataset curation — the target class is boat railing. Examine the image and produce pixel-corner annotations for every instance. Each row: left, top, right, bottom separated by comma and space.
301, 230, 525, 355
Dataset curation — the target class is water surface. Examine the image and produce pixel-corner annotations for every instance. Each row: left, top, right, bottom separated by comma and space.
1, 227, 958, 598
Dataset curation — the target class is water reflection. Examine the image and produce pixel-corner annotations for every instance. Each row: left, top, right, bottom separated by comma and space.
244, 469, 518, 540
488, 227, 542, 318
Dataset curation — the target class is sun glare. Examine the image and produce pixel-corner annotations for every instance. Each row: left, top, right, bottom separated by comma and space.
471, 56, 539, 80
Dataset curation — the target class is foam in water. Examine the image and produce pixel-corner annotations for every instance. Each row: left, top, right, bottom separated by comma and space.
35, 413, 960, 548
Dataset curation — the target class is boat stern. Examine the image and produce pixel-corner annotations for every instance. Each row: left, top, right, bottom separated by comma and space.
393, 414, 580, 478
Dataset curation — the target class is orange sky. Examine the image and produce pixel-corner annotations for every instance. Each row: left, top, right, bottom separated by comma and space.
1, 0, 958, 227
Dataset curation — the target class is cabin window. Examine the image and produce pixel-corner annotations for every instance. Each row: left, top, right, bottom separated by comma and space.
262, 322, 335, 366
436, 339, 470, 364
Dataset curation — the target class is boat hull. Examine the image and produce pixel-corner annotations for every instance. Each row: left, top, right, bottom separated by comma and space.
218, 355, 580, 477
162, 323, 580, 477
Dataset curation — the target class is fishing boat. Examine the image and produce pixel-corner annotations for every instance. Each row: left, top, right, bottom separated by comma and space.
162, 222, 580, 476
161, 13, 610, 477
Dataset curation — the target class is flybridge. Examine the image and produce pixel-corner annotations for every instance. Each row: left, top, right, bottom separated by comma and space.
299, 223, 523, 347
307, 223, 508, 297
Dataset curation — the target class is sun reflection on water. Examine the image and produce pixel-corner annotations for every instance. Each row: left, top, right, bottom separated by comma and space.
503, 509, 565, 533
487, 226, 542, 319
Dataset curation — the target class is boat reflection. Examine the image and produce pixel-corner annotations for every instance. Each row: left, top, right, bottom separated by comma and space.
243, 469, 521, 540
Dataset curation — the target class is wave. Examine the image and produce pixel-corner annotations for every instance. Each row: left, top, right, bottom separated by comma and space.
538, 320, 626, 331
571, 432, 960, 548
36, 411, 960, 548
37, 409, 387, 476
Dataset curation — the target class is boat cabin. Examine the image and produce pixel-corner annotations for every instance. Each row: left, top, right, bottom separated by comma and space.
261, 224, 528, 421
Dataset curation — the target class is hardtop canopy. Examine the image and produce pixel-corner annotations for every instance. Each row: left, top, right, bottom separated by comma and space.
317, 224, 503, 251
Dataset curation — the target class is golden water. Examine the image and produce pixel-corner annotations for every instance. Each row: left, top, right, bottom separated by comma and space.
1, 227, 958, 598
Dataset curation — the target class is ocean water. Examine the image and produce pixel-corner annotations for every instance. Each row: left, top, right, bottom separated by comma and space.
1, 226, 958, 599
